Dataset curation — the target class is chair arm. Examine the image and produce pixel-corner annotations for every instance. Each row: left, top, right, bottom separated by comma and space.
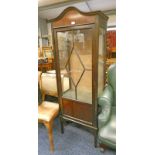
98, 85, 114, 107
98, 85, 114, 128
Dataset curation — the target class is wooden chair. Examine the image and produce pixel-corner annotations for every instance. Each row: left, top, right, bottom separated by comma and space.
38, 74, 59, 152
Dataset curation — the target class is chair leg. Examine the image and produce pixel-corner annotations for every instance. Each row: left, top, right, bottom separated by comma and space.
44, 122, 54, 152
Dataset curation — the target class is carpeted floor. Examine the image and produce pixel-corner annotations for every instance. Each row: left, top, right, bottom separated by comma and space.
38, 95, 116, 155
38, 119, 116, 155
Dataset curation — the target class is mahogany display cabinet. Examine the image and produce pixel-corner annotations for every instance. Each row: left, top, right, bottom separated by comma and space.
51, 7, 108, 146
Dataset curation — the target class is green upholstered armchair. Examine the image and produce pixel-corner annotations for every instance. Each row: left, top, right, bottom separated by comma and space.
98, 63, 116, 149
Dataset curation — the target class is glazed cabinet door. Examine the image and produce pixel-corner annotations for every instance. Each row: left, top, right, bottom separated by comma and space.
54, 25, 94, 123
55, 26, 94, 104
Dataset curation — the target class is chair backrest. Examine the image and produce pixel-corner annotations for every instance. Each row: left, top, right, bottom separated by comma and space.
41, 73, 58, 97
40, 71, 70, 98
107, 63, 116, 106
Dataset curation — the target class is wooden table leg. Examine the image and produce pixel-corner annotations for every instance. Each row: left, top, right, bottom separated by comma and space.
44, 121, 54, 152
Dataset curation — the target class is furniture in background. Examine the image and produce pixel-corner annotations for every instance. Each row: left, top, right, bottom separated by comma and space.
106, 30, 116, 59
107, 47, 116, 59
38, 73, 59, 152
51, 7, 108, 147
38, 61, 53, 72
42, 46, 54, 63
98, 64, 116, 149
106, 30, 116, 70
38, 46, 54, 72
38, 47, 42, 58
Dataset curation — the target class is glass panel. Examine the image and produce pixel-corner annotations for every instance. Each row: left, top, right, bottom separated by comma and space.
57, 31, 73, 69
77, 71, 92, 104
62, 76, 70, 92
74, 29, 92, 70
62, 77, 76, 100
57, 28, 92, 102
65, 49, 84, 86
60, 68, 70, 93
98, 28, 106, 97
74, 29, 92, 104
57, 31, 73, 97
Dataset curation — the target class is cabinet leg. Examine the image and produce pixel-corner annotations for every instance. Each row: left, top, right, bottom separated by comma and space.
59, 116, 64, 134
94, 129, 98, 147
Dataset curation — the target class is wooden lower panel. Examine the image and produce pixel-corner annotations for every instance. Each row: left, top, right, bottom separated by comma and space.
62, 99, 73, 116
62, 98, 92, 123
73, 101, 92, 123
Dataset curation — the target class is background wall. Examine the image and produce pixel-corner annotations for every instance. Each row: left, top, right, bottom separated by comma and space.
107, 14, 116, 27
38, 17, 48, 36
38, 17, 48, 47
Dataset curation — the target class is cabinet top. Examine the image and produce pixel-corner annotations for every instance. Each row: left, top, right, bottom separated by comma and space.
48, 7, 108, 28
